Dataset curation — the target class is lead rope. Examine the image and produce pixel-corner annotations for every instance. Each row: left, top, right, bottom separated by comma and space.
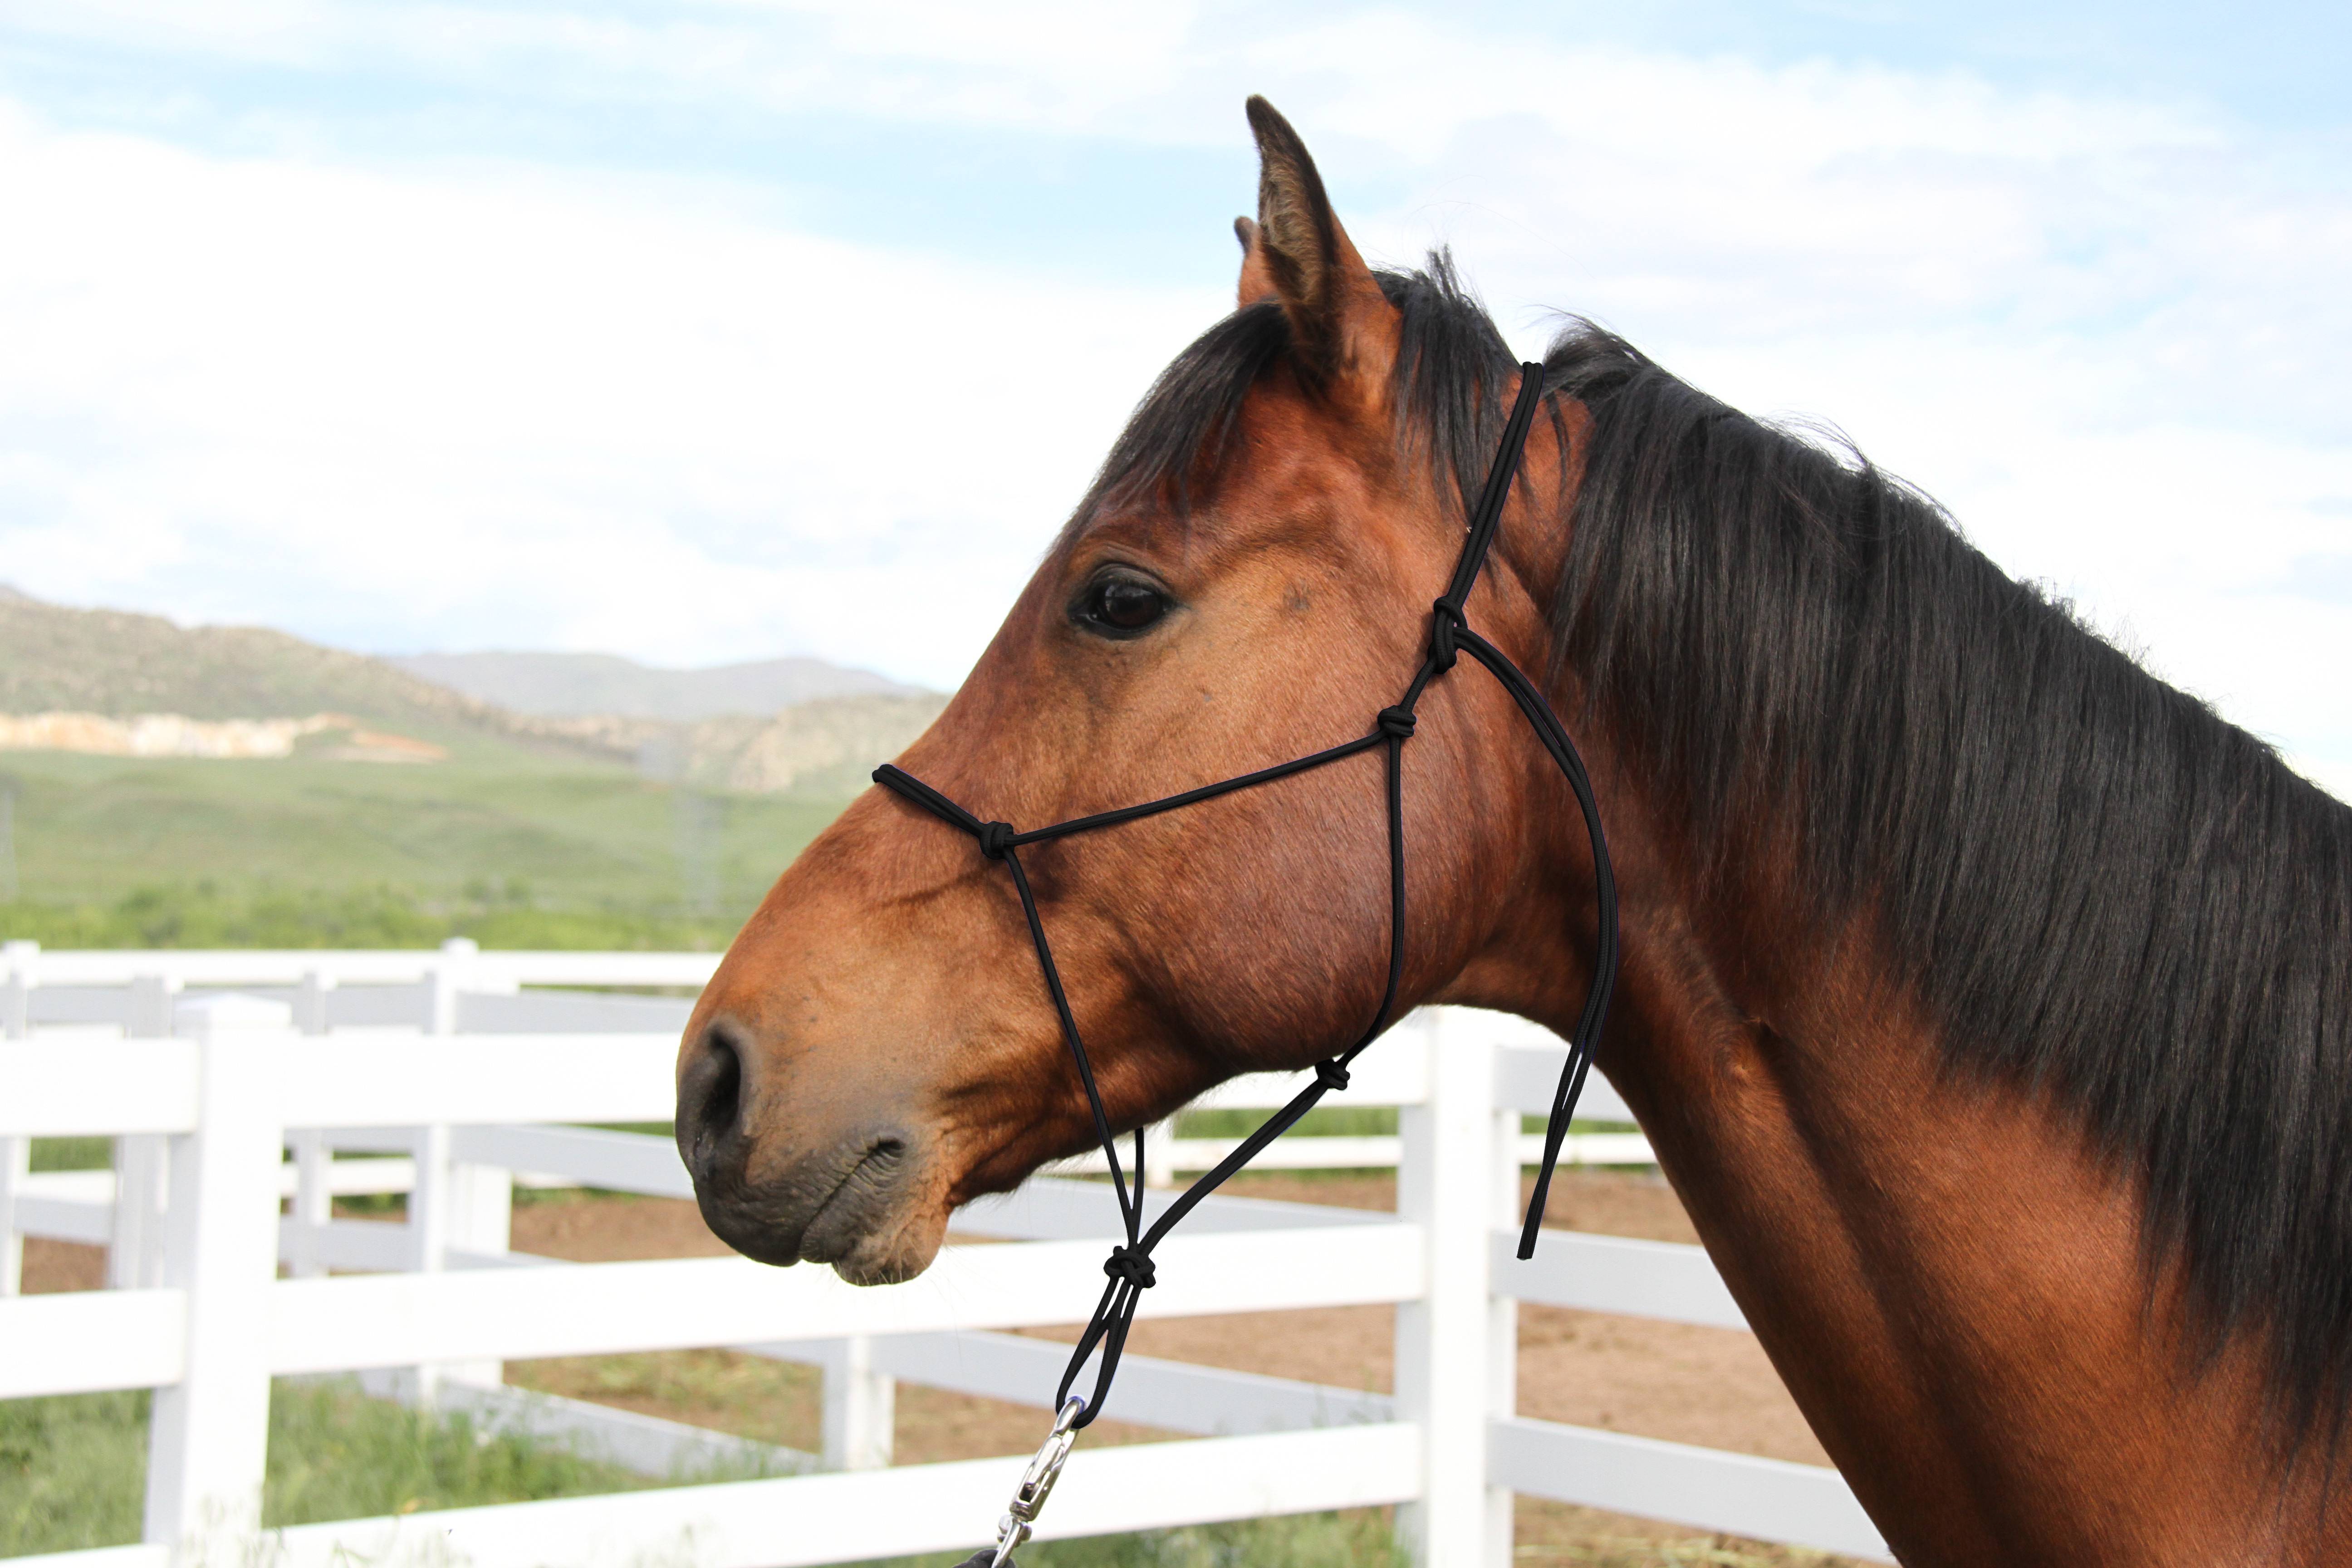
876, 364, 1617, 1567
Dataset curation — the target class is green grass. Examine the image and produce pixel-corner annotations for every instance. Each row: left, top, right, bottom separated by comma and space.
0, 882, 753, 951
0, 1382, 654, 1557
1180, 1108, 1646, 1141
1174, 1104, 1399, 1140
1514, 1539, 1857, 1567
28, 1139, 110, 1173
867, 1510, 1403, 1568
264, 1382, 666, 1529
871, 1516, 1844, 1568
0, 1392, 147, 1556
1, 1384, 1402, 1568
1, 1385, 1828, 1568
0, 746, 847, 938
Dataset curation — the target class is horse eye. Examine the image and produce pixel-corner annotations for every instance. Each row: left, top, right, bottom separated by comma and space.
1077, 575, 1170, 637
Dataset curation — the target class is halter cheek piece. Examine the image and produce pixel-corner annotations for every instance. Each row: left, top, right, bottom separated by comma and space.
875, 363, 1620, 1564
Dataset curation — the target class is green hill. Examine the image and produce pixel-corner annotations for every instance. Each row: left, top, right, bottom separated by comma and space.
0, 745, 838, 910
0, 593, 540, 741
0, 593, 861, 947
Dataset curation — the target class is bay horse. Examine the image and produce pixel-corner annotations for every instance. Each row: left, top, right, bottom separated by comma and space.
677, 98, 2352, 1563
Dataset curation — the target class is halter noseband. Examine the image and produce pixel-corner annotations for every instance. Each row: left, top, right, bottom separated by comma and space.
875, 363, 1619, 1449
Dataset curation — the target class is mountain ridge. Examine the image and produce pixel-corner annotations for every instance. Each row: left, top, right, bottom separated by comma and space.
0, 591, 531, 738
0, 589, 945, 793
388, 649, 916, 721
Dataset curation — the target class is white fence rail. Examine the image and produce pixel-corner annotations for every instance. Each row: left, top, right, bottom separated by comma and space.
0, 939, 1655, 1181
0, 944, 1891, 1568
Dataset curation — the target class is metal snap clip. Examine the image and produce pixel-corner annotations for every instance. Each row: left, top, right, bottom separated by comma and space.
987, 1395, 1086, 1568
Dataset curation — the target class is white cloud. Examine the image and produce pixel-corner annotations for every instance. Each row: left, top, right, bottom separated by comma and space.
0, 3, 2346, 769
0, 99, 1222, 686
5, 4, 2213, 158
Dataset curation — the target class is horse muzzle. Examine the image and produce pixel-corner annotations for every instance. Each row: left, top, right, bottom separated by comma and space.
676, 1019, 944, 1284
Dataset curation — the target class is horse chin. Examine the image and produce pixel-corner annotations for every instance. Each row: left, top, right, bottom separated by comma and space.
820, 1201, 950, 1286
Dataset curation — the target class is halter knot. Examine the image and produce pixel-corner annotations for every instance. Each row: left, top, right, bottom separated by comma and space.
1376, 706, 1417, 740
1429, 599, 1465, 672
1313, 1058, 1352, 1092
1102, 1245, 1156, 1289
977, 821, 1017, 861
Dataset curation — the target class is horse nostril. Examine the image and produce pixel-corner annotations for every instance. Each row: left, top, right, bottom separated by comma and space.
679, 1024, 744, 1180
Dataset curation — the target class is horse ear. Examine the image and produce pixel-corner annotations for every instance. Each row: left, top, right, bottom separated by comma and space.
1235, 216, 1277, 308
1238, 96, 1395, 393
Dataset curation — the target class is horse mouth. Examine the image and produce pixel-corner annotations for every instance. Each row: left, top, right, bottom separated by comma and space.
794, 1139, 910, 1264
692, 1129, 938, 1284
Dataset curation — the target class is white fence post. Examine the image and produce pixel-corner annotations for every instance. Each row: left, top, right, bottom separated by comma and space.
414, 938, 510, 1394
113, 974, 182, 1291
1394, 1009, 1498, 1568
1142, 1118, 1177, 1189
0, 942, 28, 1036
0, 1133, 25, 1298
1484, 1027, 1524, 1568
293, 968, 337, 1036
1, 943, 29, 1298
144, 993, 289, 1565
425, 936, 476, 1035
820, 1337, 897, 1471
440, 1153, 514, 1390
400, 1122, 456, 1405
285, 970, 337, 1279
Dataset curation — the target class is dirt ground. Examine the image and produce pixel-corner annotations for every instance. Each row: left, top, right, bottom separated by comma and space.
20, 1170, 1849, 1564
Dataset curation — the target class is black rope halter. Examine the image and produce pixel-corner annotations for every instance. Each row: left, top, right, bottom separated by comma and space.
875, 361, 1619, 1436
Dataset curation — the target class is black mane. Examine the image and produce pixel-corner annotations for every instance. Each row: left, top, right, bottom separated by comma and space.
1093, 254, 2352, 1441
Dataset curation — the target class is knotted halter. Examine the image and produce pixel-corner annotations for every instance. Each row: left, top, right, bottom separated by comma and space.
875, 362, 1618, 1552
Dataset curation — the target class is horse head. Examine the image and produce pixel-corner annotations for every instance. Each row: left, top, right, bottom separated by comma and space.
673, 99, 1608, 1285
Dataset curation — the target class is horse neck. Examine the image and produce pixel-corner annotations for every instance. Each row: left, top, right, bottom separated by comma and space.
1468, 486, 2342, 1565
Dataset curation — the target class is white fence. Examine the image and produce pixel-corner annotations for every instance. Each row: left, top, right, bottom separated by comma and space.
0, 943, 1891, 1568
0, 939, 1654, 1182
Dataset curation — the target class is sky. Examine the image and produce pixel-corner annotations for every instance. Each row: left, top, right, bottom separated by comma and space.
1, 2, 2348, 789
